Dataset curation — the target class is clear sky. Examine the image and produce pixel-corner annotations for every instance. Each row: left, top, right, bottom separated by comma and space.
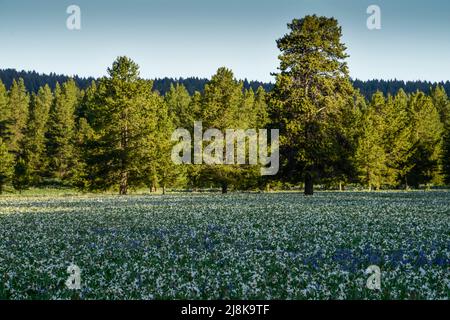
1, 0, 449, 82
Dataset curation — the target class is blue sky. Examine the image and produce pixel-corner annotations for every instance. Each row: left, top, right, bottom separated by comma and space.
1, 0, 449, 82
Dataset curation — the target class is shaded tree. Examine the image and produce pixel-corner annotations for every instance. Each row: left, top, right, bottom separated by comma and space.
0, 138, 14, 194
12, 157, 30, 193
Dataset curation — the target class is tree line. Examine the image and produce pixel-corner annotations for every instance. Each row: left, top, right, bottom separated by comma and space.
2, 70, 449, 100
1, 15, 449, 195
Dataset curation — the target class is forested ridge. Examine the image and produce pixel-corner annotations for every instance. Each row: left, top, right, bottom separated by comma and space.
1, 15, 450, 195
1, 68, 449, 100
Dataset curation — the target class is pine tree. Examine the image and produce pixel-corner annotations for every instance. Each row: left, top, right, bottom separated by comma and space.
443, 130, 450, 185
4, 79, 29, 156
406, 92, 444, 187
146, 100, 181, 194
269, 15, 355, 195
72, 117, 95, 190
326, 91, 364, 190
24, 85, 52, 184
355, 92, 388, 190
185, 91, 203, 190
254, 86, 269, 128
382, 90, 415, 187
197, 67, 260, 193
84, 56, 162, 194
0, 138, 14, 194
431, 86, 450, 185
46, 80, 79, 183
240, 88, 256, 128
0, 80, 9, 139
431, 85, 450, 127
165, 83, 192, 129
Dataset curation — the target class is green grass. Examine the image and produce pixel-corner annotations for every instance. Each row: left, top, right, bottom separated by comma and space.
0, 191, 449, 300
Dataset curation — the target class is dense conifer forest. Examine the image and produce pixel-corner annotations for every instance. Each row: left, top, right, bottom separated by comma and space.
1, 16, 449, 195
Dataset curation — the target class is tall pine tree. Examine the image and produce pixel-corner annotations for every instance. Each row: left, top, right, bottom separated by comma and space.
46, 80, 79, 183
355, 92, 388, 190
5, 79, 29, 156
269, 15, 355, 195
406, 92, 444, 187
24, 85, 52, 184
84, 56, 163, 194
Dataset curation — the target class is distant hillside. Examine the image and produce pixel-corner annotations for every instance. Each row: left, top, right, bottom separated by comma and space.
1, 68, 449, 99
0, 69, 95, 93
152, 77, 273, 95
352, 79, 450, 100
0, 69, 271, 96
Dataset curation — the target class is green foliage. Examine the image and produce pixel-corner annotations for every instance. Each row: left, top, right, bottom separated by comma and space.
193, 67, 264, 193
2, 68, 450, 101
432, 86, 450, 184
12, 157, 30, 193
432, 85, 450, 127
356, 90, 417, 190
46, 80, 80, 182
355, 92, 388, 190
71, 117, 95, 189
0, 16, 449, 194
405, 92, 444, 187
254, 86, 269, 128
443, 130, 450, 185
0, 138, 14, 194
147, 94, 181, 194
4, 79, 29, 155
384, 90, 415, 186
23, 85, 52, 185
355, 89, 444, 190
0, 80, 9, 138
165, 84, 192, 129
270, 15, 355, 194
83, 56, 165, 194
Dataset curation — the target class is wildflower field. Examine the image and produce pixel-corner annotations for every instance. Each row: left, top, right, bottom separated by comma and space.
0, 191, 449, 300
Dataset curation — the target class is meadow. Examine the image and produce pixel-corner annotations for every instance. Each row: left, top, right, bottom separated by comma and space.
0, 191, 448, 300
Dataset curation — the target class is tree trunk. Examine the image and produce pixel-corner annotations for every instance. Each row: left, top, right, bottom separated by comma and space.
0, 183, 3, 195
339, 181, 343, 191
304, 172, 313, 195
221, 182, 228, 194
119, 171, 128, 195
162, 185, 166, 195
